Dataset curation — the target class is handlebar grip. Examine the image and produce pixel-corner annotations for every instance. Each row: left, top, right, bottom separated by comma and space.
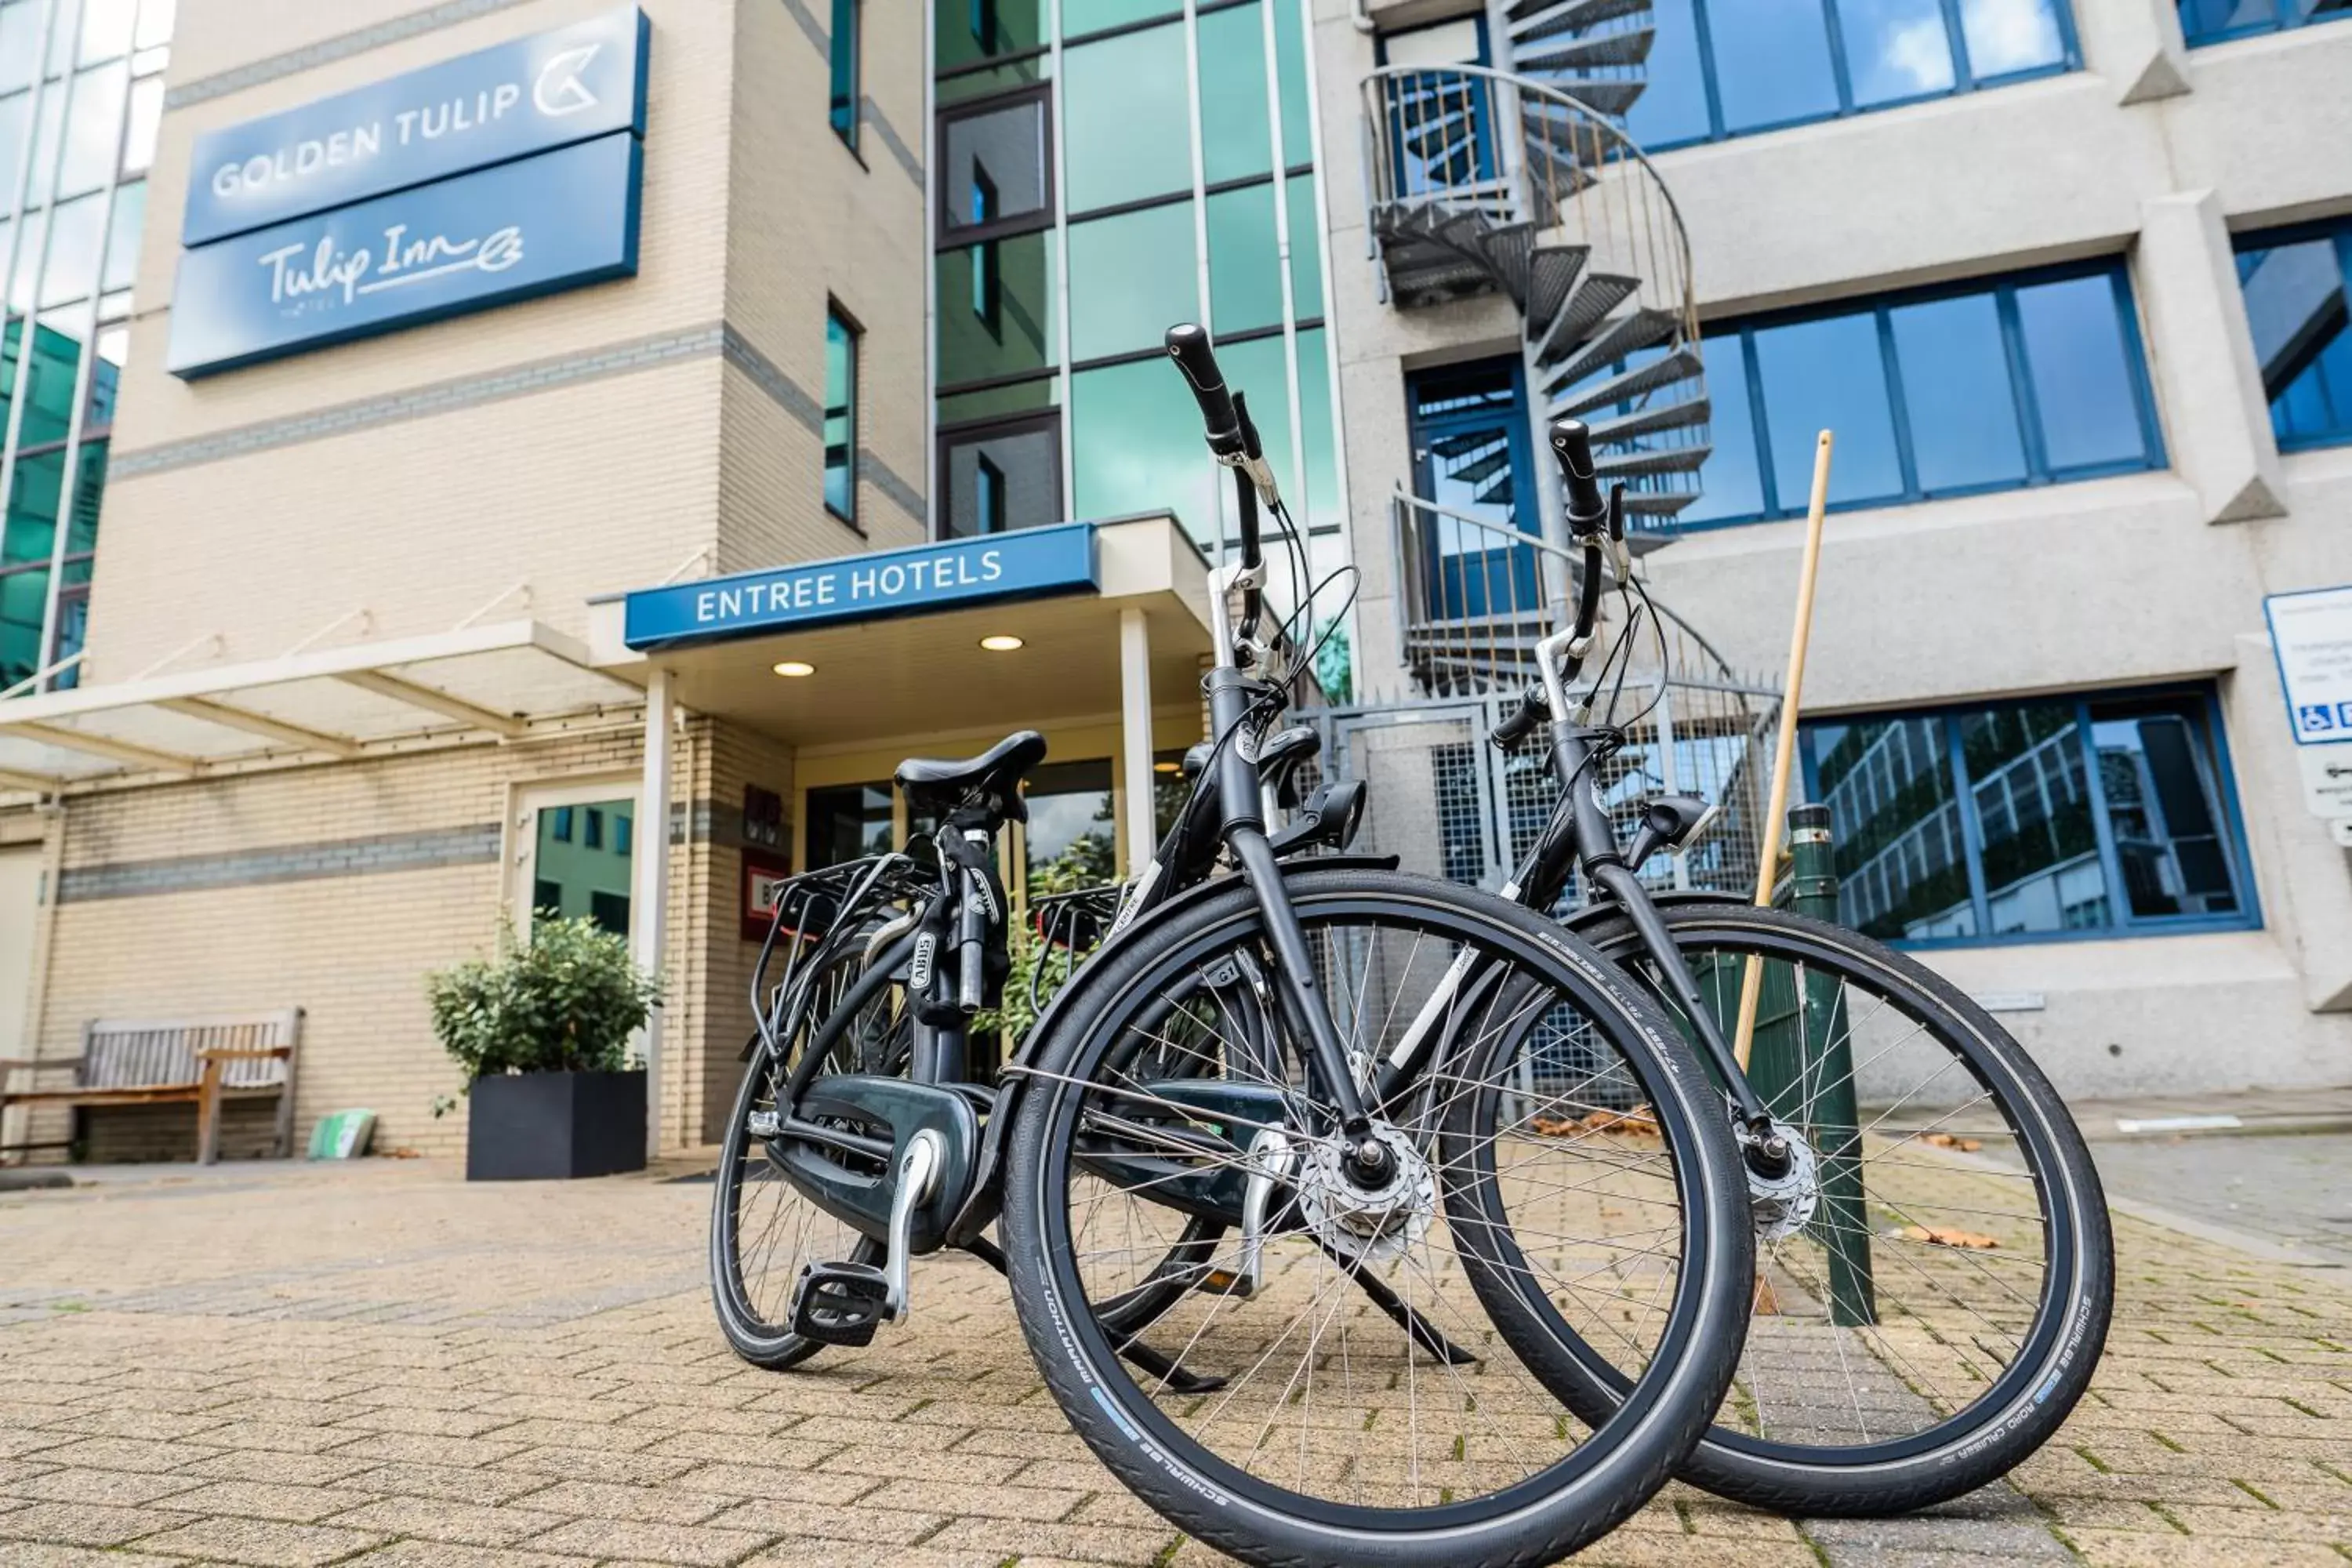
1491, 684, 1549, 750
1548, 419, 1607, 535
1166, 323, 1246, 458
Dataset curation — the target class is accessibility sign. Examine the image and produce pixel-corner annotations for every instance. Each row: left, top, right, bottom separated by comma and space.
2265, 586, 2352, 746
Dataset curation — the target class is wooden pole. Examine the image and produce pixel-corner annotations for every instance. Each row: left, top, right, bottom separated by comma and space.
1733, 430, 1834, 1073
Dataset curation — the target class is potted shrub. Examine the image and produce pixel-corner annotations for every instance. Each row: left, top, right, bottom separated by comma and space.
428, 915, 662, 1180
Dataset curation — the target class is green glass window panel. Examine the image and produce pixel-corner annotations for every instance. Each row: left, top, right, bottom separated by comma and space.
9, 319, 81, 445
1287, 173, 1322, 319
938, 373, 1058, 426
938, 54, 1048, 105
1274, 0, 1313, 168
1207, 183, 1281, 335
1198, 3, 1272, 185
2, 446, 62, 567
937, 0, 1045, 72
1068, 201, 1196, 361
1296, 327, 1341, 532
102, 178, 141, 294
938, 230, 1056, 387
1063, 0, 1179, 35
1063, 24, 1190, 212
41, 192, 104, 307
67, 437, 103, 557
824, 309, 858, 520
1070, 358, 1218, 538
3, 208, 43, 313
0, 565, 47, 688
829, 0, 861, 145
1219, 332, 1292, 506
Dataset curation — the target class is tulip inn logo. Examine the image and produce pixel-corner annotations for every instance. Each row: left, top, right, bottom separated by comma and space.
259, 223, 526, 310
169, 8, 646, 376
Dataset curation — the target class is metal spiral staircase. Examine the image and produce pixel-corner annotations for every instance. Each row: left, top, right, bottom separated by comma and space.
1363, 0, 1711, 695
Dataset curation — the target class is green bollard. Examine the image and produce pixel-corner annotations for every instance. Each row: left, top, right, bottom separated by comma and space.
1786, 802, 1876, 1327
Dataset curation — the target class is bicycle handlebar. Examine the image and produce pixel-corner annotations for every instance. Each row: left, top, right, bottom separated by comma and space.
1167, 324, 1247, 459
1548, 419, 1608, 538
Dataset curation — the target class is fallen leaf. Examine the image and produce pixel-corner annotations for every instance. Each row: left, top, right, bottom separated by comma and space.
1918, 1132, 1983, 1152
1897, 1224, 1999, 1250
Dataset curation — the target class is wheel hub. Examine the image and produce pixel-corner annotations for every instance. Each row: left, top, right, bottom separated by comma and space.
1747, 1117, 1820, 1243
1293, 1120, 1433, 1264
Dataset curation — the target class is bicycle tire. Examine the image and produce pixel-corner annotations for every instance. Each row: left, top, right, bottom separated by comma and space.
1003, 866, 1752, 1568
1472, 902, 2112, 1517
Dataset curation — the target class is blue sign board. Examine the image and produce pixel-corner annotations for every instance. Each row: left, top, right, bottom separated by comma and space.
624, 524, 1104, 649
183, 5, 649, 246
166, 132, 643, 378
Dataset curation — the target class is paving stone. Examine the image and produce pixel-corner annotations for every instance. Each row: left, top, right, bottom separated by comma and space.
344, 1543, 598, 1568
323, 1496, 575, 1548
0, 1501, 194, 1548
131, 1515, 392, 1567
0, 1547, 190, 1568
521, 1516, 776, 1566
508, 1478, 731, 1526
335, 1461, 554, 1504
490, 1445, 704, 1485
0, 1470, 205, 1508
154, 1479, 379, 1523
698, 1497, 946, 1544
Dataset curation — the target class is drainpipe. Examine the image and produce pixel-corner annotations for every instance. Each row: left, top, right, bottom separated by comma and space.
632, 670, 674, 1163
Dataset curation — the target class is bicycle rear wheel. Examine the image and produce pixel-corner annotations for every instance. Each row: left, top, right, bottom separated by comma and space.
1002, 867, 1751, 1568
1479, 902, 2112, 1516
710, 941, 909, 1369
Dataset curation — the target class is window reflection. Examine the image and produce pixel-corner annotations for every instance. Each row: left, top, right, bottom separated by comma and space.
805, 783, 895, 868
1707, 0, 1842, 131
1067, 202, 1196, 361
1062, 24, 1190, 212
2014, 274, 2146, 471
1752, 310, 1905, 506
823, 307, 859, 522
1838, 0, 1955, 106
1803, 690, 2249, 946
1889, 292, 2026, 492
2236, 227, 2352, 451
1022, 760, 1116, 886
942, 415, 1060, 536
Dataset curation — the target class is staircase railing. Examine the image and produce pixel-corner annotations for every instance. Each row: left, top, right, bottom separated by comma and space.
1391, 485, 1577, 699
1363, 64, 1711, 539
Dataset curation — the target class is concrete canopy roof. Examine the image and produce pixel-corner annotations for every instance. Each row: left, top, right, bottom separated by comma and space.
585, 514, 1217, 749
0, 619, 641, 796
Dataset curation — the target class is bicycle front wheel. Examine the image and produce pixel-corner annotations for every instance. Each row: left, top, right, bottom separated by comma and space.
1504, 902, 2113, 1516
1001, 867, 1752, 1568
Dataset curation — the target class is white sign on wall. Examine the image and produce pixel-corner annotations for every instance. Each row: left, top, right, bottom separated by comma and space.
2266, 586, 2352, 746
2299, 743, 2352, 821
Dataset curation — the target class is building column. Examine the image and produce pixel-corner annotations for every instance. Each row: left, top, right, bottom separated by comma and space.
2136, 190, 2288, 526
2079, 0, 2191, 103
633, 667, 674, 1161
1119, 608, 1155, 873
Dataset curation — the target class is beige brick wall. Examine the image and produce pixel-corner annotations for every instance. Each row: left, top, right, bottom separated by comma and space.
720, 0, 930, 561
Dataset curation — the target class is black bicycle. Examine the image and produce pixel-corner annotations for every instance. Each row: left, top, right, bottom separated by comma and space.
712, 327, 1758, 1568
1461, 417, 2114, 1517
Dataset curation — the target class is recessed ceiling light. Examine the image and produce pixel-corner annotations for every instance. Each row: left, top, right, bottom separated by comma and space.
978, 634, 1025, 652
772, 660, 816, 677
1153, 760, 1180, 774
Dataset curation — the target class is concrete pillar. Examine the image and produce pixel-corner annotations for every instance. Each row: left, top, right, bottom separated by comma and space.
632, 667, 674, 1161
1119, 608, 1155, 873
2135, 191, 2288, 526
2080, 0, 2192, 103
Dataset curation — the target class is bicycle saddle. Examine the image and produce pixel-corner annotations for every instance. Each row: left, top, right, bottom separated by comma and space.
895, 730, 1048, 822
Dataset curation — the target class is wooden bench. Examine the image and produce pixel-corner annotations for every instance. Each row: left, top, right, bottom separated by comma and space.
0, 1010, 303, 1164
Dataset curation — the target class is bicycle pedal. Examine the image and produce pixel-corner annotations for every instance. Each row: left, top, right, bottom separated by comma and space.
1193, 1267, 1254, 1298
789, 1261, 891, 1346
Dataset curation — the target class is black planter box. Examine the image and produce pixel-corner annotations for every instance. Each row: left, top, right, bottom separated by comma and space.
466, 1069, 646, 1181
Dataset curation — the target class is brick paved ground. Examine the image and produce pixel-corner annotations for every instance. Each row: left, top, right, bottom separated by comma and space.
2, 1156, 2349, 1567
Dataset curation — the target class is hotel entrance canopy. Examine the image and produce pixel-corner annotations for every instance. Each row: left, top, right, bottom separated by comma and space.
584, 514, 1215, 753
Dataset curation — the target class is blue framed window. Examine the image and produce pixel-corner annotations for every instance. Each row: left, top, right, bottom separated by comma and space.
1680, 261, 2164, 529
2233, 217, 2352, 452
1800, 686, 2257, 948
2178, 0, 2349, 45
824, 304, 860, 524
1375, 16, 1498, 204
1627, 0, 2075, 151
1406, 358, 1544, 620
829, 0, 862, 148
